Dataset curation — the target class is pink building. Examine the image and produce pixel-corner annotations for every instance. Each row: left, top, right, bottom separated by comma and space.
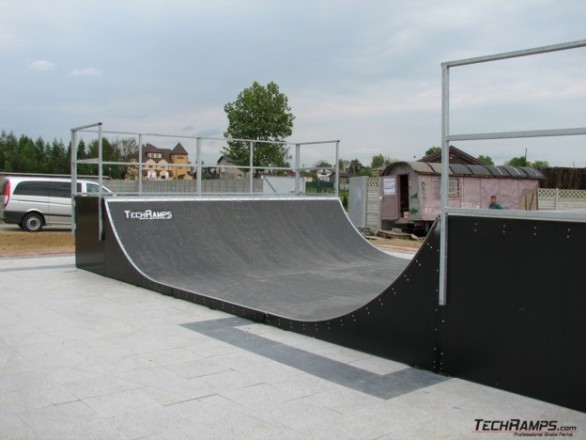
381, 161, 543, 234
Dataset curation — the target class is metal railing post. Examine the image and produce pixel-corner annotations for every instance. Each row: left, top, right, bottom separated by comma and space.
69, 122, 102, 235
138, 133, 143, 194
97, 124, 104, 240
70, 129, 78, 235
196, 137, 202, 196
249, 141, 254, 194
335, 141, 340, 196
439, 62, 450, 306
295, 143, 301, 194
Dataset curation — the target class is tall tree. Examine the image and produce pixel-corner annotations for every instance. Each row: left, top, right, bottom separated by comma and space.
424, 146, 441, 156
0, 131, 18, 171
531, 160, 549, 169
507, 156, 528, 167
348, 159, 370, 176
87, 138, 123, 178
47, 139, 69, 174
223, 81, 295, 175
314, 160, 332, 168
112, 137, 139, 179
476, 155, 494, 165
371, 154, 393, 169
15, 135, 41, 172
75, 139, 93, 176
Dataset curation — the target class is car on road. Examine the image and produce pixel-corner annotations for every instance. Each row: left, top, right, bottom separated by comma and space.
1, 176, 111, 232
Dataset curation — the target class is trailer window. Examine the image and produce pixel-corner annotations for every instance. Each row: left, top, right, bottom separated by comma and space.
449, 177, 462, 199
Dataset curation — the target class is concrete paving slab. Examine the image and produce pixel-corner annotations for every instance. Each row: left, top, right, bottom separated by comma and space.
1, 254, 585, 439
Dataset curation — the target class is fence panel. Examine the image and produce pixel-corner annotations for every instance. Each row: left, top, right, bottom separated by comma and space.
538, 188, 586, 210
106, 179, 263, 194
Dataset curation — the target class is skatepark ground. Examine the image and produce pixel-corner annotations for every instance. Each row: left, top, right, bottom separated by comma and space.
1, 252, 584, 439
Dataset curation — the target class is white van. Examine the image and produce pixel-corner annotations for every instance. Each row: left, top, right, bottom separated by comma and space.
1, 176, 111, 231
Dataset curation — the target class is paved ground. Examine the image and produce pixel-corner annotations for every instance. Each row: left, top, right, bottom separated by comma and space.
1, 254, 584, 439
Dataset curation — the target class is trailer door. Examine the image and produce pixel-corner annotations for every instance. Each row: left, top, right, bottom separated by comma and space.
381, 176, 399, 220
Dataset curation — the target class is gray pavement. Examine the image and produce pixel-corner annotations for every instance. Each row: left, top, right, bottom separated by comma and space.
1, 254, 584, 439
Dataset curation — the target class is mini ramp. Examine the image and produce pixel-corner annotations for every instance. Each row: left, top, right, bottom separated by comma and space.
76, 196, 442, 370
75, 196, 586, 412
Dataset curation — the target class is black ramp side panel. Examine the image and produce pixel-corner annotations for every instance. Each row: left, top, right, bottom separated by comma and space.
75, 197, 586, 411
443, 216, 586, 412
75, 196, 105, 275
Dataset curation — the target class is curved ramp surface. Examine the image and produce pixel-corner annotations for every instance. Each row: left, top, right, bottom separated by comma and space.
107, 197, 410, 321
76, 195, 442, 371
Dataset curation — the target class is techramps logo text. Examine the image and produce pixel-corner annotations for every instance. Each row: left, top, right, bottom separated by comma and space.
124, 209, 173, 220
473, 419, 578, 437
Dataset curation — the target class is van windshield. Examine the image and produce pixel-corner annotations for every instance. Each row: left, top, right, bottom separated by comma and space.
87, 183, 101, 193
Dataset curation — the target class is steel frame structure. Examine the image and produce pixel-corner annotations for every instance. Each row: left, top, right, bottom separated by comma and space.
70, 124, 339, 237
439, 39, 586, 305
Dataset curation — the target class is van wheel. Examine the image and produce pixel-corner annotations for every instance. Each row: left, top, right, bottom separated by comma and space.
22, 213, 44, 232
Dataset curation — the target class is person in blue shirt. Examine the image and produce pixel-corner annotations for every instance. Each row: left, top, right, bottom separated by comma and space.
489, 195, 503, 209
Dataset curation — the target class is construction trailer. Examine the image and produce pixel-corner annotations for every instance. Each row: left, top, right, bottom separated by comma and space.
380, 161, 543, 234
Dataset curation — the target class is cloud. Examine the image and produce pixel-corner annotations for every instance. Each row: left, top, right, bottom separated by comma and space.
28, 60, 56, 71
71, 67, 102, 77
2, 0, 585, 168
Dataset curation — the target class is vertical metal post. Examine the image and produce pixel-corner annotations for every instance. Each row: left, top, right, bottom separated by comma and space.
249, 141, 254, 194
97, 124, 104, 240
438, 63, 450, 306
70, 129, 78, 235
69, 122, 102, 234
138, 133, 143, 194
295, 143, 301, 194
196, 137, 202, 196
335, 141, 340, 196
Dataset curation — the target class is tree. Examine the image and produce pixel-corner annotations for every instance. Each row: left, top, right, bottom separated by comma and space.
370, 154, 393, 169
507, 156, 528, 167
47, 139, 69, 174
12, 135, 41, 172
476, 155, 494, 165
0, 131, 18, 171
506, 156, 549, 169
113, 137, 139, 179
531, 160, 549, 169
314, 160, 332, 168
425, 146, 441, 156
348, 159, 371, 176
223, 81, 295, 175
87, 138, 124, 178
75, 139, 93, 176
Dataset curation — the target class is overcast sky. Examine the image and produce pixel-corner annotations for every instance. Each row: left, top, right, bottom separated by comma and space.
1, 0, 585, 167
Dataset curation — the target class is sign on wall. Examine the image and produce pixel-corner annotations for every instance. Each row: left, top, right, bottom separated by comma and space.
383, 177, 396, 196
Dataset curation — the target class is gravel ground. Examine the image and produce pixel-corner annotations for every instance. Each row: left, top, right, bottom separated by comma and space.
0, 223, 75, 257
